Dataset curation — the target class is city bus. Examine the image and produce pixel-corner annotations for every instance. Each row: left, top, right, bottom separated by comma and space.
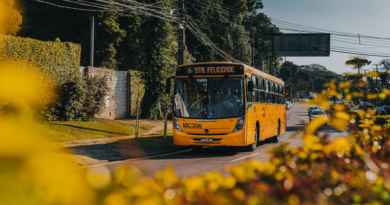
165, 62, 287, 151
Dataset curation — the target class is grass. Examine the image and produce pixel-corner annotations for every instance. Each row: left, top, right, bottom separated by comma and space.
42, 119, 152, 142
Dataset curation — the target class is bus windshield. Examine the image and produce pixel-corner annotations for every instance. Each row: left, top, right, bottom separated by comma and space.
174, 77, 245, 119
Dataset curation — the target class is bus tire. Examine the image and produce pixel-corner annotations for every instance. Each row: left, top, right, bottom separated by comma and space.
272, 122, 280, 143
247, 126, 258, 151
192, 146, 203, 152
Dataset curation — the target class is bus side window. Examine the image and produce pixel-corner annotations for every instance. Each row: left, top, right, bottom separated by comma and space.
275, 84, 278, 94
258, 77, 262, 90
260, 91, 266, 103
252, 76, 257, 89
255, 90, 260, 103
267, 91, 272, 103
265, 80, 268, 92
272, 93, 276, 104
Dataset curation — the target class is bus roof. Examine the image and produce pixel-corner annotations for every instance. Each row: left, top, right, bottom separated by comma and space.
176, 62, 284, 85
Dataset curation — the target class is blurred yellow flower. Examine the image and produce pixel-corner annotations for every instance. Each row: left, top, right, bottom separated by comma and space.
323, 138, 351, 155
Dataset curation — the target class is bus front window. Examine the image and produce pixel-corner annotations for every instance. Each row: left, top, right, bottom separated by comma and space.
174, 78, 245, 119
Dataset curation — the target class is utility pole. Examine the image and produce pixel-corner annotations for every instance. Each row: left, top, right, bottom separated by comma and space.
258, 40, 264, 71
178, 0, 186, 65
252, 29, 254, 67
90, 16, 95, 67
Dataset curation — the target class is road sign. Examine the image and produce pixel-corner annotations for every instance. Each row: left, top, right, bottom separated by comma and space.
273, 33, 330, 57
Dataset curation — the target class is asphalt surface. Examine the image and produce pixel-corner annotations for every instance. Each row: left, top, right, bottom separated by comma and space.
78, 103, 344, 177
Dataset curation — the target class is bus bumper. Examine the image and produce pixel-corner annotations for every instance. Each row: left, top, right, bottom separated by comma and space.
173, 129, 247, 146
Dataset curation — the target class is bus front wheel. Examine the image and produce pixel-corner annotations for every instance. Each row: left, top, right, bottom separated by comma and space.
246, 126, 258, 151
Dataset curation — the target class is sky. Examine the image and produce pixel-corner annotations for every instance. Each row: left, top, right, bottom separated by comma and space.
262, 0, 390, 74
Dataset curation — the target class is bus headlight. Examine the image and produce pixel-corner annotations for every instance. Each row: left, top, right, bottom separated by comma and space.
173, 116, 182, 131
233, 115, 245, 132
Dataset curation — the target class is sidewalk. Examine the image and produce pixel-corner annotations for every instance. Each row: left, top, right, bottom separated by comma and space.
52, 120, 180, 167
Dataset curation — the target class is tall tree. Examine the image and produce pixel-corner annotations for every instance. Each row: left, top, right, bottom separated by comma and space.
139, 1, 177, 120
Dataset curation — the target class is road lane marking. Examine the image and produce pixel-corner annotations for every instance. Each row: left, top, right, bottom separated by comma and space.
64, 149, 192, 171
287, 107, 294, 115
285, 139, 294, 143
229, 153, 259, 163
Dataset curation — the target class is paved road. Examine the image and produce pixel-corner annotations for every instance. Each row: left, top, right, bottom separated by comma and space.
78, 103, 344, 177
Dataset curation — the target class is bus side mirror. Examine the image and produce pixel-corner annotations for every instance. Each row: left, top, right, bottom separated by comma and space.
248, 81, 254, 92
165, 78, 171, 94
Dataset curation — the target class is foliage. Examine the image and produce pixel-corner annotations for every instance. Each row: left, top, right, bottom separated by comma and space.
94, 11, 126, 69
48, 76, 109, 121
138, 0, 178, 120
0, 35, 81, 85
0, 0, 22, 35
280, 61, 340, 98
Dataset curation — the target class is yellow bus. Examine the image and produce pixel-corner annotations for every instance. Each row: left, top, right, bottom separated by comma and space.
166, 62, 287, 151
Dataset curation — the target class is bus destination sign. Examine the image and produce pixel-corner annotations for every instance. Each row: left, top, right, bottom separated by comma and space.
176, 65, 244, 76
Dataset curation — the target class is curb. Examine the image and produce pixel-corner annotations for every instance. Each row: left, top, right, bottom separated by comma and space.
65, 146, 192, 171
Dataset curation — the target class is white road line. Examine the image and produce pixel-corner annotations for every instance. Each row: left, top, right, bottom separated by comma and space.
229, 153, 259, 163
64, 149, 192, 171
285, 139, 294, 143
287, 107, 294, 115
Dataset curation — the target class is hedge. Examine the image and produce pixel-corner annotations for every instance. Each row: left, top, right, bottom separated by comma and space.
0, 35, 81, 85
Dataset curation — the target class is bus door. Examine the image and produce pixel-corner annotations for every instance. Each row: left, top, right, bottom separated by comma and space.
265, 80, 272, 138
258, 77, 266, 141
246, 75, 256, 145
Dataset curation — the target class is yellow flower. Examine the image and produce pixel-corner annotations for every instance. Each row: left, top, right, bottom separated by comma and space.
323, 138, 351, 155
154, 166, 179, 187
183, 176, 205, 192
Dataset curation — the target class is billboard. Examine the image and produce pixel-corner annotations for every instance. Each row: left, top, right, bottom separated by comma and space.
273, 33, 330, 57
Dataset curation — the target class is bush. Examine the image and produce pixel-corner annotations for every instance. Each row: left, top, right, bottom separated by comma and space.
0, 35, 81, 85
48, 76, 108, 121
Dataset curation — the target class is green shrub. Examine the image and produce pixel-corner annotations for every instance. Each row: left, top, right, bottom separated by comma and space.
0, 35, 81, 85
48, 77, 109, 121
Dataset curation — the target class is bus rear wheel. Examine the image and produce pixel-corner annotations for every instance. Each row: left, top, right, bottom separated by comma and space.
246, 126, 258, 151
272, 122, 280, 143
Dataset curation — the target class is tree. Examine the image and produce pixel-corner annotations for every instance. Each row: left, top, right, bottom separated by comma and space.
0, 0, 22, 35
139, 1, 177, 120
379, 59, 390, 89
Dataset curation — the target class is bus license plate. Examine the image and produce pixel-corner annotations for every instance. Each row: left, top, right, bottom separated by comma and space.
201, 138, 213, 142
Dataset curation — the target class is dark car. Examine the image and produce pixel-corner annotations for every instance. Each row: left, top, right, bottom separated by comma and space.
363, 103, 374, 110
375, 107, 386, 116
383, 106, 390, 115
308, 105, 320, 116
